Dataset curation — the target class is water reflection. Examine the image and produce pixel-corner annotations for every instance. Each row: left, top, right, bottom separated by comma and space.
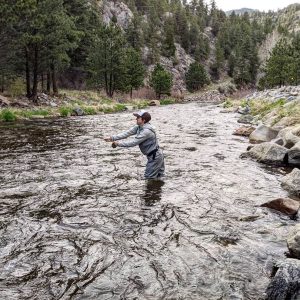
142, 179, 165, 206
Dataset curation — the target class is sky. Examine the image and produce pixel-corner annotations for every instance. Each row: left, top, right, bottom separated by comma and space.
205, 0, 300, 12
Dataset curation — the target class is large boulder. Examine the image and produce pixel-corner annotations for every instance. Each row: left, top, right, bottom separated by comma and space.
261, 198, 300, 217
249, 124, 279, 143
240, 142, 288, 166
265, 258, 300, 300
281, 168, 300, 197
287, 224, 300, 259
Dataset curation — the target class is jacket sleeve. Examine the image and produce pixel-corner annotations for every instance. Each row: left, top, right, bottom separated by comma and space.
112, 126, 138, 141
117, 128, 152, 147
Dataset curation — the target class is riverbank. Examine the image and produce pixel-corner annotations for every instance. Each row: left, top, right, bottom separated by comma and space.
0, 90, 178, 122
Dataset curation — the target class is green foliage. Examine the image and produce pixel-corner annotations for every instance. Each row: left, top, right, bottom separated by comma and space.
150, 64, 173, 99
88, 23, 126, 97
0, 109, 16, 122
250, 98, 286, 117
7, 78, 25, 97
185, 62, 209, 92
223, 99, 233, 108
261, 35, 300, 88
59, 106, 73, 117
121, 48, 145, 98
160, 98, 176, 105
83, 106, 97, 115
114, 103, 127, 112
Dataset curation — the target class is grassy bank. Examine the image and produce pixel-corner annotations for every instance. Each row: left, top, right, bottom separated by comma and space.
223, 97, 300, 126
0, 90, 177, 122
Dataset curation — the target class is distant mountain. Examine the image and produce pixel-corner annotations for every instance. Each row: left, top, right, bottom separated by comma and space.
226, 8, 259, 15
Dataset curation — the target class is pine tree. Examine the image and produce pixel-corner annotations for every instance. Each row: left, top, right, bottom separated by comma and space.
122, 48, 145, 98
150, 64, 173, 99
88, 23, 126, 97
185, 62, 209, 92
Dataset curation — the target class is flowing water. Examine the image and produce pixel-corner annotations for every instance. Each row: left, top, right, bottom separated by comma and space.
0, 102, 296, 300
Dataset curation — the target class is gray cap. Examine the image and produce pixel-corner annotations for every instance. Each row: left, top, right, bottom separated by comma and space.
133, 109, 147, 117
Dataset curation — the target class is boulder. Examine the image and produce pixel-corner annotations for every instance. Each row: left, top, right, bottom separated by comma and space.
261, 198, 300, 217
287, 141, 300, 167
73, 107, 84, 116
265, 258, 300, 299
287, 224, 300, 259
249, 124, 279, 143
149, 100, 160, 106
233, 126, 255, 137
281, 168, 300, 197
240, 142, 288, 166
237, 114, 254, 124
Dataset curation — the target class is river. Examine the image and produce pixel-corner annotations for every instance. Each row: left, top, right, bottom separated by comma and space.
0, 102, 295, 299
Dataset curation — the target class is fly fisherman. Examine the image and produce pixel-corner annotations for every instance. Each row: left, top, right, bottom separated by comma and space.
104, 110, 165, 179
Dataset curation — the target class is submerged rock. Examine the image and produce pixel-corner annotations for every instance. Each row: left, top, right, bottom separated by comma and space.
265, 259, 300, 300
233, 126, 255, 137
261, 198, 300, 217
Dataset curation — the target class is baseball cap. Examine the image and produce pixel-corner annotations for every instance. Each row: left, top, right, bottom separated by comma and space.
133, 109, 147, 117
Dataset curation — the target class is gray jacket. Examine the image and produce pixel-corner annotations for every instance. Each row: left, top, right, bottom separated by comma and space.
112, 123, 158, 156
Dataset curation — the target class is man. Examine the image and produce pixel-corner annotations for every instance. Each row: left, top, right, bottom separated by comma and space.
104, 110, 165, 179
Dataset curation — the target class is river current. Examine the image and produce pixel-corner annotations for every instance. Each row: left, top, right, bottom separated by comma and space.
0, 102, 294, 299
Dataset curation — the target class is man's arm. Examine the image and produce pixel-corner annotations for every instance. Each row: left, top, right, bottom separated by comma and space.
117, 129, 152, 147
111, 126, 138, 141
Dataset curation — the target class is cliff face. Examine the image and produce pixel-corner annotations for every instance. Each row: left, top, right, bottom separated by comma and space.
258, 4, 300, 64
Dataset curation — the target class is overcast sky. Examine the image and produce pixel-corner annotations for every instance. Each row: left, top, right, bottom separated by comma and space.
205, 0, 300, 12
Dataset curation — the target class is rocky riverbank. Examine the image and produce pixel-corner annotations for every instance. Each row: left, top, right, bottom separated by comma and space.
230, 85, 300, 299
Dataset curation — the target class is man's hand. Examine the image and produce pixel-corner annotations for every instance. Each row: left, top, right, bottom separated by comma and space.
104, 137, 112, 142
112, 141, 118, 148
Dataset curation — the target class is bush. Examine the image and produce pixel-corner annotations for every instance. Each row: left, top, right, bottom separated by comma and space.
83, 106, 97, 115
185, 62, 210, 92
8, 78, 25, 97
160, 98, 176, 105
0, 109, 17, 121
59, 106, 73, 117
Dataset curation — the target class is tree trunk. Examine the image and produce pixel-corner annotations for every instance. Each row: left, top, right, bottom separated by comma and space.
41, 73, 44, 92
31, 45, 38, 103
130, 87, 133, 99
51, 63, 58, 95
47, 70, 51, 94
25, 47, 31, 98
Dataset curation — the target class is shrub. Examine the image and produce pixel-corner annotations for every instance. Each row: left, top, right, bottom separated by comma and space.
0, 109, 17, 121
59, 106, 73, 117
8, 78, 25, 97
160, 98, 176, 105
83, 106, 97, 115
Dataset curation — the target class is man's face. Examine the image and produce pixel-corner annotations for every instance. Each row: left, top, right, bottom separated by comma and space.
136, 116, 144, 126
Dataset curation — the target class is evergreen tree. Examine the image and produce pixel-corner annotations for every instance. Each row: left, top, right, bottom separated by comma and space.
185, 62, 209, 92
122, 48, 145, 98
150, 64, 173, 99
162, 18, 176, 58
88, 23, 126, 97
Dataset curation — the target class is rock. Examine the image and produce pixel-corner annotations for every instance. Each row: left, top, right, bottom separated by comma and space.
237, 114, 254, 124
287, 141, 300, 167
261, 198, 300, 216
73, 107, 84, 116
240, 142, 288, 166
149, 100, 160, 106
249, 124, 279, 143
237, 105, 250, 114
233, 126, 255, 137
0, 95, 10, 107
265, 258, 300, 300
102, 1, 133, 29
281, 168, 300, 197
287, 224, 300, 259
